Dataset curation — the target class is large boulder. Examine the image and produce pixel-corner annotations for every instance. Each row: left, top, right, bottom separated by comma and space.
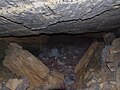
0, 0, 120, 36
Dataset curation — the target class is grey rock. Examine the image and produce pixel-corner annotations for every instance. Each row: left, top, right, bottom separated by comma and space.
51, 48, 59, 58
0, 0, 120, 36
16, 77, 29, 90
116, 67, 120, 90
102, 45, 111, 62
103, 33, 116, 45
1, 81, 10, 90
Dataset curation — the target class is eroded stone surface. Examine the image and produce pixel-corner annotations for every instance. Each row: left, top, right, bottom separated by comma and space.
0, 0, 120, 36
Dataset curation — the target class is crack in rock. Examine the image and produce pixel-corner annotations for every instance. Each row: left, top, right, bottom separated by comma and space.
32, 5, 120, 31
0, 4, 120, 32
0, 15, 31, 30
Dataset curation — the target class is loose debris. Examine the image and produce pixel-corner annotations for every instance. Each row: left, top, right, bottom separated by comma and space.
3, 43, 49, 87
3, 43, 64, 89
75, 42, 102, 89
0, 35, 120, 90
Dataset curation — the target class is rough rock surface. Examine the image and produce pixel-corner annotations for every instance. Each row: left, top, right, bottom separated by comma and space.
75, 38, 120, 90
0, 0, 120, 36
0, 37, 120, 89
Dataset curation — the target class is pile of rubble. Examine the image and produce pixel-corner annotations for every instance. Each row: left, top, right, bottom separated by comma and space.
0, 33, 119, 90
77, 33, 120, 90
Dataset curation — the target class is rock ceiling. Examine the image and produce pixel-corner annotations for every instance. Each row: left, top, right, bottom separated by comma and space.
0, 0, 120, 36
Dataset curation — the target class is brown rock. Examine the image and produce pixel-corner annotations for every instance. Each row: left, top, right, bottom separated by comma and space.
110, 38, 120, 54
110, 38, 120, 69
6, 79, 22, 90
3, 43, 50, 87
86, 79, 96, 87
75, 42, 101, 78
107, 62, 116, 72
44, 70, 64, 88
116, 67, 120, 90
100, 81, 117, 90
0, 74, 3, 82
0, 83, 2, 90
74, 42, 101, 89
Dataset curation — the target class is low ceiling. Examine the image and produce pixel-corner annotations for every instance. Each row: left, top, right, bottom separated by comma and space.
0, 0, 120, 36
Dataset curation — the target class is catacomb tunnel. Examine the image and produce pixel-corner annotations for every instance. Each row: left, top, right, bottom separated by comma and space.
0, 0, 120, 90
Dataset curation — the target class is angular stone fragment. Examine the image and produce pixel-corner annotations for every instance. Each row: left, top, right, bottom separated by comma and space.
16, 77, 29, 90
116, 67, 120, 90
74, 42, 101, 89
102, 45, 111, 62
4, 77, 29, 90
110, 38, 120, 69
100, 81, 117, 90
103, 33, 116, 45
3, 43, 50, 87
44, 70, 64, 89
110, 38, 120, 54
74, 42, 100, 78
6, 79, 22, 90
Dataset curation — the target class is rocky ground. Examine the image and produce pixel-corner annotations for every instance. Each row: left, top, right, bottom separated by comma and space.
77, 37, 120, 90
0, 35, 119, 90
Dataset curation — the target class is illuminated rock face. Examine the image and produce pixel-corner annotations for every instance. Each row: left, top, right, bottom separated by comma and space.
0, 0, 120, 36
